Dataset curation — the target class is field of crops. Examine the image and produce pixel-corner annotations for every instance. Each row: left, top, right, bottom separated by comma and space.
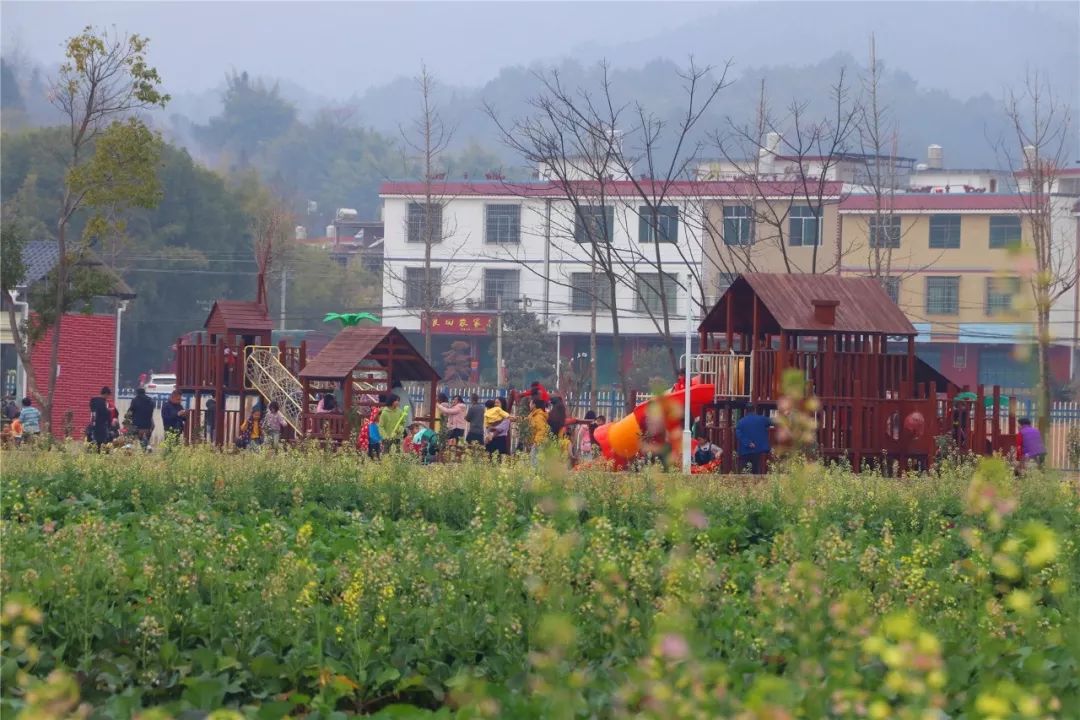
2, 448, 1078, 718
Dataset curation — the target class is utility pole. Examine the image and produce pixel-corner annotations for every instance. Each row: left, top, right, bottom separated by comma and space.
114, 300, 128, 395
496, 295, 503, 388
279, 268, 287, 332
682, 295, 692, 475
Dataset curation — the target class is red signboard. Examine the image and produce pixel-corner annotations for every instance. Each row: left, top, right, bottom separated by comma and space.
427, 313, 494, 335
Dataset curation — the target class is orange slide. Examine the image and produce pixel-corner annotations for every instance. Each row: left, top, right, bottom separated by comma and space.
594, 380, 715, 467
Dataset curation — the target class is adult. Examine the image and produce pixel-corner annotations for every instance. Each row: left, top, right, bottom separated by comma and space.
547, 396, 568, 438
129, 387, 156, 449
529, 381, 551, 405
161, 390, 188, 440
391, 380, 415, 426
3, 395, 19, 421
204, 396, 217, 442
378, 395, 409, 452
436, 393, 466, 442
485, 398, 511, 456
18, 397, 41, 441
464, 393, 485, 444
1017, 417, 1046, 470
735, 405, 772, 474
317, 392, 337, 413
88, 387, 114, 450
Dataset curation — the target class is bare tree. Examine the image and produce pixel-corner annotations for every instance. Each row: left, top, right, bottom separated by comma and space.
855, 34, 920, 284
714, 71, 856, 275
1001, 72, 1075, 432
4, 27, 167, 433
487, 60, 730, 396
391, 65, 476, 362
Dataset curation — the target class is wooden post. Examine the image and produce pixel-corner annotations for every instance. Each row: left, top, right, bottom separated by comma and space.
991, 385, 1001, 452
975, 385, 987, 456
852, 379, 863, 471
214, 336, 225, 447
725, 292, 735, 351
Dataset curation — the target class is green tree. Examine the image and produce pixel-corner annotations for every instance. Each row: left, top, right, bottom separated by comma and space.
197, 71, 297, 168
625, 346, 675, 396
277, 245, 381, 330
491, 310, 555, 388
4, 27, 168, 431
441, 340, 472, 387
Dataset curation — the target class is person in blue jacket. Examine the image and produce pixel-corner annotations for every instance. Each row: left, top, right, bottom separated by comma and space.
735, 405, 772, 474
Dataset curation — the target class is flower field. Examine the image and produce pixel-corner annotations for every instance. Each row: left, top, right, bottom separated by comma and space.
2, 449, 1078, 718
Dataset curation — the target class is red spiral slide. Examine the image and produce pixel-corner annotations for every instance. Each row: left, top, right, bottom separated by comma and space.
593, 379, 715, 467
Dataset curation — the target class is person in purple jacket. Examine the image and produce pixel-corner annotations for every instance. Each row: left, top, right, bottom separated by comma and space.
1016, 417, 1046, 470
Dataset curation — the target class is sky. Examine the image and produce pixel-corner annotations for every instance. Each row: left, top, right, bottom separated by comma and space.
0, 1, 718, 96
2, 1, 1077, 104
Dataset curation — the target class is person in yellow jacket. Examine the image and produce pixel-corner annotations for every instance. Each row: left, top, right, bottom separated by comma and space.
527, 397, 550, 449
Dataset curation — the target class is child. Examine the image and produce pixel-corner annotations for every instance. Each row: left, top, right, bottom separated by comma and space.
18, 398, 41, 444
263, 402, 286, 447
237, 409, 263, 449
694, 439, 721, 466
10, 418, 24, 446
484, 399, 509, 443
410, 422, 439, 464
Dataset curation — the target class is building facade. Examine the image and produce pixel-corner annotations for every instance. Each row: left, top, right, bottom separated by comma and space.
837, 193, 1078, 394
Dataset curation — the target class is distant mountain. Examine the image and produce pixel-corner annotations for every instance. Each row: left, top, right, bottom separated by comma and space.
576, 1, 1078, 104
344, 53, 1034, 169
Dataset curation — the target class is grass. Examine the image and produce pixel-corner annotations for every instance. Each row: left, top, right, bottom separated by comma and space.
2, 447, 1078, 718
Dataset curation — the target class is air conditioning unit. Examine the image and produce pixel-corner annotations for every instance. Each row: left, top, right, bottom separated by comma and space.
465, 298, 477, 309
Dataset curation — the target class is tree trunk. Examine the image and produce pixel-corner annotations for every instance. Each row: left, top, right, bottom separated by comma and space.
1037, 303, 1052, 435
5, 305, 42, 405
45, 219, 68, 435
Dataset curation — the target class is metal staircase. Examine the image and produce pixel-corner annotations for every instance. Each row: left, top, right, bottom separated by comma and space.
244, 347, 305, 432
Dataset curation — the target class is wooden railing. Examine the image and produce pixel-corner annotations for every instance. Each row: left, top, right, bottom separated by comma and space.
747, 349, 914, 402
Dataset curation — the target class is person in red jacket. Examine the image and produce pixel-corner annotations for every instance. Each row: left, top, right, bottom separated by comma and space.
529, 381, 551, 405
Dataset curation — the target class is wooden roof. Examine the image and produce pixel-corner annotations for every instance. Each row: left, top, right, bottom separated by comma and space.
204, 300, 272, 334
299, 326, 440, 382
700, 273, 916, 336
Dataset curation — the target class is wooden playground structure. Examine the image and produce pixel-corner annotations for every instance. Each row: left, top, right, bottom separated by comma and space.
175, 281, 439, 446
692, 273, 1019, 473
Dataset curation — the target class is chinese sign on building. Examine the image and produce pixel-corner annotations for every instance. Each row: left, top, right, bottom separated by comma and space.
427, 313, 494, 335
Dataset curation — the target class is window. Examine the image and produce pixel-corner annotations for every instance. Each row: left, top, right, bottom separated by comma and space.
635, 273, 680, 315
723, 205, 754, 246
574, 206, 614, 244
717, 272, 737, 295
407, 203, 443, 244
570, 272, 603, 312
986, 276, 1021, 316
979, 348, 1036, 389
989, 216, 1022, 248
928, 214, 961, 249
638, 205, 679, 243
789, 206, 822, 246
404, 267, 442, 308
925, 276, 959, 315
881, 276, 901, 304
484, 204, 520, 244
483, 268, 520, 310
869, 216, 901, 248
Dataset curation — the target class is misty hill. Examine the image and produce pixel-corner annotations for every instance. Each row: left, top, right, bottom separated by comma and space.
347, 54, 1024, 169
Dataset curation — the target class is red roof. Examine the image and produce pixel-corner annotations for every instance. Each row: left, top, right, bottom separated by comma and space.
299, 326, 439, 382
380, 179, 845, 199
839, 194, 1032, 212
700, 273, 916, 336
204, 300, 272, 333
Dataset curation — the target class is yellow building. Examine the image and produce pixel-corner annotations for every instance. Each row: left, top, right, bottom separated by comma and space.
835, 193, 1077, 392
701, 181, 843, 304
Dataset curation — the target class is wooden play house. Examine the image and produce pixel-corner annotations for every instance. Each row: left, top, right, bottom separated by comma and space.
694, 273, 1017, 471
176, 299, 439, 445
298, 326, 440, 441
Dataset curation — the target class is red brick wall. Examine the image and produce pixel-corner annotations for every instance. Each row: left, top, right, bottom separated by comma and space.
30, 314, 116, 438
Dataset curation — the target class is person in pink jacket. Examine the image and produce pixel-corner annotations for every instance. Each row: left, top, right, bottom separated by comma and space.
436, 393, 467, 443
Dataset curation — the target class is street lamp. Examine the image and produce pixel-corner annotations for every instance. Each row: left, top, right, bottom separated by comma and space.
550, 318, 562, 388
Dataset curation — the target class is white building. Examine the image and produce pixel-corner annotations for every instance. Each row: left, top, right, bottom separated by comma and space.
379, 180, 707, 340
